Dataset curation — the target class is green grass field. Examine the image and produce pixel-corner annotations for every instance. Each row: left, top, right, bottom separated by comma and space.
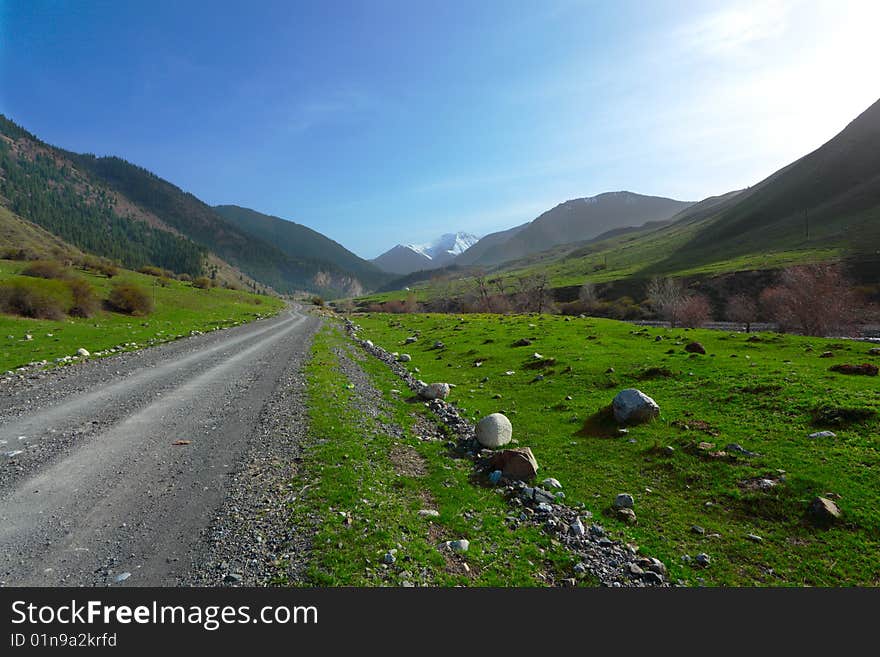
291, 325, 582, 586
345, 312, 880, 586
0, 259, 284, 372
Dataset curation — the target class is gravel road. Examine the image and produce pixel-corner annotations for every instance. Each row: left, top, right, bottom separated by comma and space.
0, 305, 320, 586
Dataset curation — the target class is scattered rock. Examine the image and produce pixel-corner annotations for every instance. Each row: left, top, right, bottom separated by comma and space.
513, 338, 532, 347
488, 470, 503, 485
570, 517, 585, 537
819, 351, 834, 358
433, 340, 445, 349
419, 382, 451, 400
475, 412, 513, 448
868, 347, 880, 356
809, 431, 837, 439
489, 447, 539, 480
443, 539, 469, 554
612, 389, 660, 425
417, 509, 440, 518
383, 550, 397, 565
541, 477, 562, 489
616, 508, 637, 524
695, 553, 711, 568
223, 573, 243, 584
691, 525, 705, 535
725, 443, 758, 457
685, 342, 706, 355
398, 353, 411, 362
76, 348, 90, 357
746, 534, 763, 543
809, 496, 841, 523
611, 494, 634, 510
404, 336, 418, 344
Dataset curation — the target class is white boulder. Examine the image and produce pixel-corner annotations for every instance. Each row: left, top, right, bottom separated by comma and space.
475, 413, 513, 448
612, 389, 660, 425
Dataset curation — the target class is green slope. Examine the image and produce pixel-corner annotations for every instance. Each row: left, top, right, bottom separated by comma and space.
213, 205, 391, 291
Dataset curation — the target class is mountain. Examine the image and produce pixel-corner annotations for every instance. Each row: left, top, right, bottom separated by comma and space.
0, 205, 83, 261
213, 205, 391, 295
455, 222, 529, 266
654, 96, 880, 271
373, 232, 479, 275
471, 192, 694, 266
0, 114, 382, 297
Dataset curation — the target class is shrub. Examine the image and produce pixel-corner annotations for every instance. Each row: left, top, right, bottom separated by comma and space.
106, 283, 154, 315
137, 265, 174, 278
80, 256, 119, 278
725, 294, 758, 332
1, 247, 36, 261
678, 294, 712, 328
66, 278, 99, 317
157, 276, 172, 288
21, 260, 70, 280
192, 277, 212, 289
0, 280, 67, 319
177, 273, 193, 283
760, 264, 860, 336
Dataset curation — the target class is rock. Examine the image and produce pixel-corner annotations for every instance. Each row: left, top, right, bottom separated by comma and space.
513, 338, 532, 347
541, 477, 562, 489
809, 496, 841, 523
663, 446, 675, 456
685, 341, 706, 354
725, 443, 758, 457
490, 448, 539, 480
419, 382, 450, 400
113, 572, 131, 583
869, 347, 880, 356
628, 563, 644, 576
417, 509, 440, 518
570, 517, 586, 536
612, 389, 660, 425
819, 351, 834, 358
532, 352, 543, 360
695, 553, 711, 567
809, 431, 836, 439
642, 571, 664, 585
404, 336, 418, 344
76, 348, 90, 357
223, 573, 243, 583
398, 353, 411, 362
691, 525, 705, 535
605, 367, 615, 374
488, 470, 502, 485
829, 363, 878, 376
364, 340, 373, 348
522, 486, 555, 504
475, 413, 513, 448
746, 533, 763, 543
383, 550, 397, 565
443, 539, 469, 554
613, 493, 634, 509
616, 508, 637, 524
433, 340, 445, 349
25, 334, 33, 341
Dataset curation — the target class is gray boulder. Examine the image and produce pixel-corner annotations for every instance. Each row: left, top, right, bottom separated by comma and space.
419, 382, 450, 400
612, 389, 660, 425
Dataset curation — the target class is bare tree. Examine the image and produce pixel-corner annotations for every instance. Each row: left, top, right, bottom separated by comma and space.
759, 264, 859, 336
646, 276, 687, 327
578, 281, 600, 314
473, 271, 491, 312
678, 294, 712, 327
726, 294, 757, 332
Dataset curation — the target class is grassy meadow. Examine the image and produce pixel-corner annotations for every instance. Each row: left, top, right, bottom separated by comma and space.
0, 259, 284, 372
343, 312, 880, 586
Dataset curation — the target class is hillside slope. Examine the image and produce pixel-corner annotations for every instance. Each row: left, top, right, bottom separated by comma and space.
475, 192, 693, 266
0, 205, 83, 261
656, 97, 880, 271
213, 205, 390, 292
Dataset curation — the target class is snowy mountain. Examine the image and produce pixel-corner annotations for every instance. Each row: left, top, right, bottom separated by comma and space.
372, 232, 479, 275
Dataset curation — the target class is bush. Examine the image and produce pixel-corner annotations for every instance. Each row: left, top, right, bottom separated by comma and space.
192, 277, 212, 289
0, 280, 67, 319
760, 264, 859, 336
80, 256, 119, 278
678, 294, 712, 328
21, 260, 70, 280
1, 247, 37, 261
66, 278, 99, 317
177, 273, 193, 283
138, 265, 174, 278
106, 283, 154, 315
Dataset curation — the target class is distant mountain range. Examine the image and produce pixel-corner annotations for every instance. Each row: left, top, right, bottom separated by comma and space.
372, 232, 479, 274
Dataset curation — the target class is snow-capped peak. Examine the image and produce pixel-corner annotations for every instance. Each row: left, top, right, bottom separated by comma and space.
409, 232, 479, 260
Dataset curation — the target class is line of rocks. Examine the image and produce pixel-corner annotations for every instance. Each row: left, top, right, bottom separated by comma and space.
344, 319, 669, 587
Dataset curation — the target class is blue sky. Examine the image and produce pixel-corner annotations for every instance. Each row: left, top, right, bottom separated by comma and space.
2, 1, 879, 258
